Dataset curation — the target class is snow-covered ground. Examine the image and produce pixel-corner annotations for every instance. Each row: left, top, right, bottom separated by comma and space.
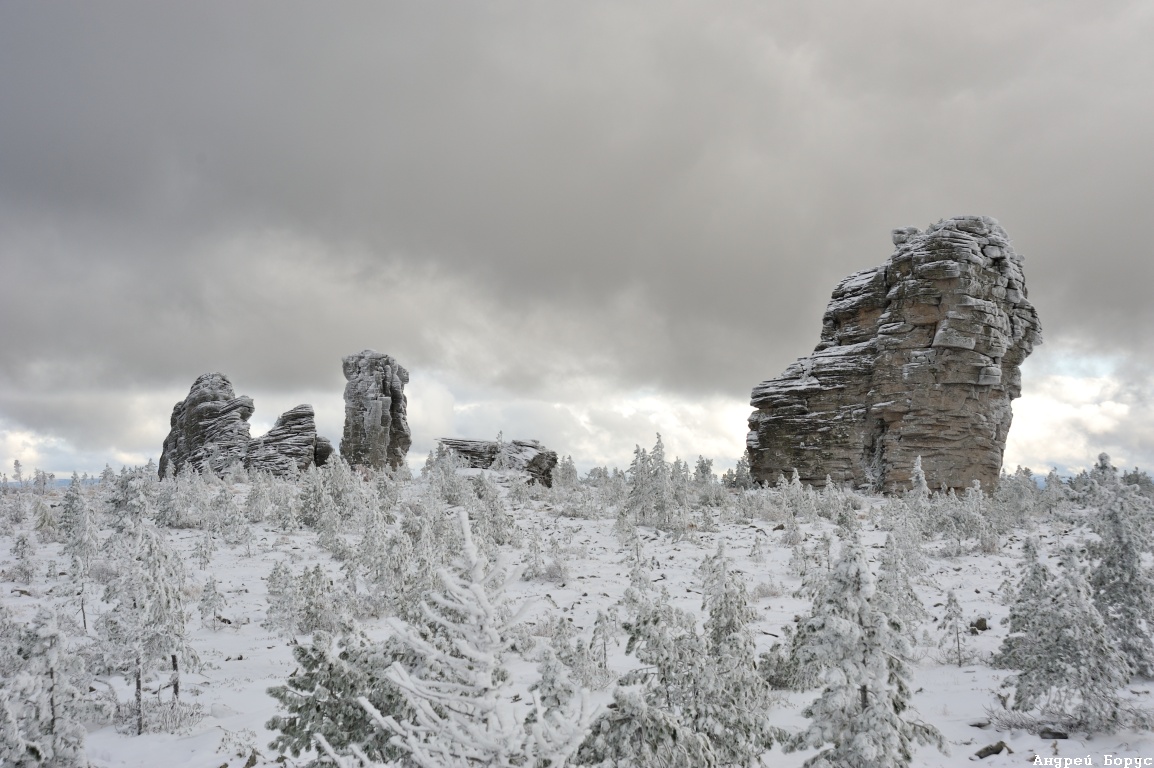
1, 456, 1152, 767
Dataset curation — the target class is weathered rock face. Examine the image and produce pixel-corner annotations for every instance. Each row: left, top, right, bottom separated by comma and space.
159, 373, 254, 477
340, 350, 412, 470
246, 405, 334, 476
438, 438, 559, 487
746, 215, 1042, 492
159, 374, 331, 478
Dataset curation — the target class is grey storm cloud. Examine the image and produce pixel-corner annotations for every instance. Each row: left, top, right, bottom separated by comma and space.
1, 1, 1152, 471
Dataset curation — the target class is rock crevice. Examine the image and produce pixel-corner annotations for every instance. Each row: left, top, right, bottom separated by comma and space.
746, 215, 1042, 492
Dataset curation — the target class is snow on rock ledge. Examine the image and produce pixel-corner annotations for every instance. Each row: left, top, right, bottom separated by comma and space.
746, 215, 1042, 492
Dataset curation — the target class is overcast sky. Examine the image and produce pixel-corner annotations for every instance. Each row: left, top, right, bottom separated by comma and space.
2, 2, 1152, 480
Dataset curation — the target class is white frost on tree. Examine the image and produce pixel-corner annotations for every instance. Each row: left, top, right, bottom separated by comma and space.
370, 509, 596, 767
787, 533, 944, 767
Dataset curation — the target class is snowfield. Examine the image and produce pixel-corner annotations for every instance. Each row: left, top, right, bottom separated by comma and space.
1, 448, 1152, 767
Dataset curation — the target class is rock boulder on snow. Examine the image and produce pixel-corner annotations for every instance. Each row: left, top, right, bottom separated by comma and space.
438, 438, 559, 487
746, 215, 1042, 492
340, 350, 412, 470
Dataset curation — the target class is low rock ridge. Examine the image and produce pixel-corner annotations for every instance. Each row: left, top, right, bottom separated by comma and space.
438, 438, 559, 487
746, 215, 1042, 492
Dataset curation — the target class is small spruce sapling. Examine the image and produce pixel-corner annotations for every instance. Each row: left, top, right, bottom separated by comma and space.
936, 591, 972, 667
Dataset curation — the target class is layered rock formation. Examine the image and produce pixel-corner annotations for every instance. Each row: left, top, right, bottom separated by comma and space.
247, 405, 334, 476
158, 373, 331, 478
746, 215, 1042, 492
438, 438, 559, 487
340, 350, 412, 470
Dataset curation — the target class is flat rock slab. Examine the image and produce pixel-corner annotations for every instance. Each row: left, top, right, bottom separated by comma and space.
438, 438, 558, 487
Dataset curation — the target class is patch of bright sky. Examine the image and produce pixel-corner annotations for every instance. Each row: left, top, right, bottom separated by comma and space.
1003, 346, 1144, 476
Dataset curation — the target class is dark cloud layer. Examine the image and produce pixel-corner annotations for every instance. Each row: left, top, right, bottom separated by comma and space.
1, 2, 1152, 473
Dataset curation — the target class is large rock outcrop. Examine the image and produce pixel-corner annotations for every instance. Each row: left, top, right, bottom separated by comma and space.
159, 373, 330, 478
340, 350, 411, 470
159, 373, 254, 477
438, 438, 559, 487
746, 215, 1042, 492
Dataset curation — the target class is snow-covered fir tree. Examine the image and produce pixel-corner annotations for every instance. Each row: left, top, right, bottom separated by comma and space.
96, 520, 196, 735
994, 547, 1133, 733
264, 560, 300, 636
696, 541, 779, 765
198, 577, 226, 631
371, 509, 595, 768
0, 610, 90, 767
873, 534, 927, 642
936, 590, 972, 667
1088, 486, 1154, 677
266, 631, 418, 766
787, 533, 944, 767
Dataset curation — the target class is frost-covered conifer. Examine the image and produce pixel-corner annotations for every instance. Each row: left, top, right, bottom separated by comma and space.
0, 611, 90, 767
622, 444, 652, 531
106, 466, 158, 532
264, 561, 299, 635
57, 477, 101, 633
352, 505, 392, 608
296, 565, 345, 635
730, 455, 753, 490
297, 465, 330, 528
787, 534, 944, 767
696, 542, 778, 764
936, 590, 972, 667
779, 470, 817, 520
469, 473, 520, 552
199, 577, 226, 631
874, 534, 927, 639
1040, 469, 1069, 514
96, 520, 196, 735
193, 531, 216, 571
10, 532, 38, 584
33, 495, 62, 543
1089, 487, 1154, 677
553, 455, 579, 489
266, 632, 416, 766
243, 470, 273, 523
579, 585, 718, 766
575, 687, 715, 768
994, 547, 1132, 733
374, 509, 595, 767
